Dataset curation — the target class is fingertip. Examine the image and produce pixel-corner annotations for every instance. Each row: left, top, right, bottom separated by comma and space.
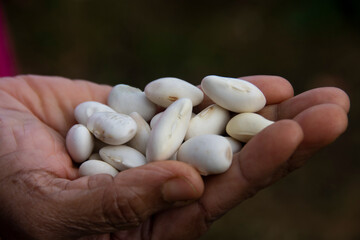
162, 176, 202, 203
245, 119, 304, 155
324, 87, 351, 113
148, 161, 205, 199
238, 119, 303, 186
273, 119, 304, 144
279, 87, 351, 120
294, 103, 348, 148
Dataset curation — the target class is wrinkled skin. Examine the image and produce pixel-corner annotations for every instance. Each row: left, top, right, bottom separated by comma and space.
0, 75, 349, 240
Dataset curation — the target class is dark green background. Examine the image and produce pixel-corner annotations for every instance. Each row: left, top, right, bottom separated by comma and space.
3, 0, 360, 239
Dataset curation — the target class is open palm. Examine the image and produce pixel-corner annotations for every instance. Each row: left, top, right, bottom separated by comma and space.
0, 75, 349, 240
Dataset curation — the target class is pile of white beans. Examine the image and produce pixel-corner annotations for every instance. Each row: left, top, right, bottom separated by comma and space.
66, 75, 274, 177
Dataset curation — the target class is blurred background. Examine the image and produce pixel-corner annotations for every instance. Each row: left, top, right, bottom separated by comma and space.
1, 0, 359, 239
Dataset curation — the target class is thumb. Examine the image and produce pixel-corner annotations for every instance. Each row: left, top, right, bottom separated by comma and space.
56, 161, 203, 237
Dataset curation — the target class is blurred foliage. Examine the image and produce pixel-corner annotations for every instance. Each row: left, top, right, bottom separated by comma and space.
3, 0, 360, 239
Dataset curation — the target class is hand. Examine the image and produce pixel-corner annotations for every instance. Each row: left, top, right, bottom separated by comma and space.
0, 75, 349, 240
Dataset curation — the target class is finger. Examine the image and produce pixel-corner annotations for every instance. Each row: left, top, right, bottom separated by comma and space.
295, 103, 348, 148
200, 120, 303, 215
56, 161, 203, 237
287, 103, 348, 170
195, 75, 294, 112
150, 120, 303, 240
258, 87, 350, 121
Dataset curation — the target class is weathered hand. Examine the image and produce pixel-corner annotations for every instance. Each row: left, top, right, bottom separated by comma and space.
0, 75, 349, 240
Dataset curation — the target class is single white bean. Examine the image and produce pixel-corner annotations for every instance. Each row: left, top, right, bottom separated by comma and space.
146, 98, 193, 161
87, 112, 137, 145
177, 134, 233, 176
74, 101, 115, 125
185, 104, 230, 140
79, 160, 119, 177
88, 153, 102, 160
145, 77, 204, 108
150, 111, 195, 129
224, 136, 242, 153
66, 124, 94, 163
107, 84, 157, 122
127, 112, 151, 155
201, 75, 266, 113
226, 113, 274, 142
100, 145, 147, 171
150, 111, 163, 129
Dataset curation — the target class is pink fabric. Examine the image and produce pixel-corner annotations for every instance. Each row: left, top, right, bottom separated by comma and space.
0, 2, 16, 77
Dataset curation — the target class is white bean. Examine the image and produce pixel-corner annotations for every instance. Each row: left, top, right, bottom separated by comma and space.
226, 113, 274, 142
127, 112, 151, 155
79, 160, 119, 177
224, 136, 242, 153
201, 75, 266, 113
146, 98, 193, 161
108, 84, 157, 122
151, 111, 195, 129
185, 104, 230, 140
145, 77, 204, 107
100, 145, 147, 171
87, 112, 137, 145
149, 111, 163, 129
74, 101, 115, 126
177, 134, 233, 176
66, 124, 94, 163
88, 153, 102, 160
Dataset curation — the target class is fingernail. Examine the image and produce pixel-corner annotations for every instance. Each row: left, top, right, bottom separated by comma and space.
162, 177, 199, 203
